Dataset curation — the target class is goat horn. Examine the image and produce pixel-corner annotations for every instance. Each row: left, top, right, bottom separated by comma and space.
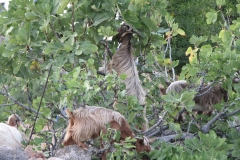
127, 26, 133, 32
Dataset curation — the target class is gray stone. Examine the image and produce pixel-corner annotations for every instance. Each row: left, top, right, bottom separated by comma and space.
0, 146, 28, 160
54, 145, 92, 160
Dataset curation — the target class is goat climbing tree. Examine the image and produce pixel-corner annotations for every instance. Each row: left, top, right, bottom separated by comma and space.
0, 0, 240, 159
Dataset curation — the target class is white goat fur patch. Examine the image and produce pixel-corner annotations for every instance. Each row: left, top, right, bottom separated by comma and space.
0, 123, 23, 148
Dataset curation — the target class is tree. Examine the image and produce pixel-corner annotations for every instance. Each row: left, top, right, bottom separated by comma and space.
0, 0, 240, 159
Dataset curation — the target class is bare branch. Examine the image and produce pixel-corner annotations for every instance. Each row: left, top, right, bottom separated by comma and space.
167, 36, 175, 80
154, 133, 194, 142
187, 118, 195, 136
201, 109, 228, 134
49, 23, 60, 40
29, 65, 53, 144
220, 10, 230, 30
71, 2, 76, 42
222, 108, 240, 119
0, 90, 38, 114
141, 111, 167, 135
0, 103, 15, 107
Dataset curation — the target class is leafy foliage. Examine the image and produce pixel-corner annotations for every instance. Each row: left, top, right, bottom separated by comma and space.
0, 0, 240, 159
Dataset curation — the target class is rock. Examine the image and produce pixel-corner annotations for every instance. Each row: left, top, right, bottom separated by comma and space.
54, 145, 92, 160
0, 146, 28, 160
24, 145, 45, 159
47, 157, 63, 160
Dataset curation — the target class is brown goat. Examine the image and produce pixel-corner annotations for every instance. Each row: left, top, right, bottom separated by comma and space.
108, 24, 146, 106
106, 24, 148, 130
62, 105, 151, 157
164, 80, 228, 115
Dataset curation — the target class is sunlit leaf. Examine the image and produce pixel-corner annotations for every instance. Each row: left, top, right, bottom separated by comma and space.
206, 11, 218, 24
185, 47, 198, 64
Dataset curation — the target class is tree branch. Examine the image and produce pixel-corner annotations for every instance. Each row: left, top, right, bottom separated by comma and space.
201, 109, 227, 134
0, 90, 38, 114
141, 111, 167, 135
154, 133, 194, 142
49, 23, 60, 40
71, 2, 76, 42
28, 65, 52, 144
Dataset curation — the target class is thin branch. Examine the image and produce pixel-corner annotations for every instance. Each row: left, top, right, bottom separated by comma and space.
104, 38, 108, 74
195, 83, 214, 97
0, 103, 15, 107
220, 10, 230, 30
153, 58, 172, 84
49, 23, 60, 40
196, 74, 205, 93
0, 90, 38, 114
201, 109, 228, 134
71, 2, 76, 42
146, 128, 161, 137
154, 133, 194, 142
141, 111, 167, 135
28, 65, 52, 144
95, 52, 102, 67
167, 36, 175, 80
222, 108, 240, 119
187, 118, 195, 136
164, 37, 169, 78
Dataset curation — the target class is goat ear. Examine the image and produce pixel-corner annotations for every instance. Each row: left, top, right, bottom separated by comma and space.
65, 108, 73, 119
7, 115, 16, 127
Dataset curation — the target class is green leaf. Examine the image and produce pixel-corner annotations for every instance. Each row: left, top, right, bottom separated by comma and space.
161, 94, 179, 103
206, 11, 218, 24
176, 28, 186, 36
77, 41, 98, 55
141, 17, 158, 32
185, 47, 198, 64
44, 41, 62, 55
169, 122, 181, 132
87, 58, 94, 65
92, 13, 111, 26
13, 63, 21, 74
56, 0, 70, 14
72, 67, 80, 78
25, 11, 39, 20
18, 22, 31, 45
165, 14, 174, 27
189, 35, 208, 46
134, 0, 146, 4
35, 118, 45, 132
216, 0, 226, 6
122, 10, 142, 29
237, 4, 240, 14
219, 30, 232, 43
98, 26, 118, 38
63, 36, 74, 52
119, 74, 127, 80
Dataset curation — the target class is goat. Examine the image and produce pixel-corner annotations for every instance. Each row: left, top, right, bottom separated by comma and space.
0, 122, 23, 148
108, 23, 146, 106
0, 114, 24, 148
102, 23, 148, 130
165, 80, 228, 113
62, 105, 151, 157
